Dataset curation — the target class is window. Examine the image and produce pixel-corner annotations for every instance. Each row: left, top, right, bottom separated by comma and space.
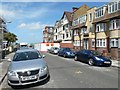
108, 2, 120, 13
109, 19, 120, 30
66, 33, 68, 38
119, 1, 120, 9
89, 13, 92, 21
56, 36, 57, 40
73, 19, 79, 26
95, 7, 105, 18
110, 38, 118, 47
92, 39, 95, 47
63, 34, 65, 39
96, 23, 106, 32
115, 2, 118, 10
78, 14, 87, 24
96, 39, 106, 47
74, 40, 80, 46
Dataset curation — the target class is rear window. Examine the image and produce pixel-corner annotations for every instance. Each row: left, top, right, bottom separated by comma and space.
13, 51, 42, 61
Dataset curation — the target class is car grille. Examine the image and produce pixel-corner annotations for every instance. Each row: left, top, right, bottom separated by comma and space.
21, 79, 37, 83
17, 69, 39, 76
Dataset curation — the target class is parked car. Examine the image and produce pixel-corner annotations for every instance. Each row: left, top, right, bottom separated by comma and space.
74, 49, 112, 66
51, 47, 59, 54
48, 47, 59, 54
58, 48, 75, 58
7, 49, 50, 87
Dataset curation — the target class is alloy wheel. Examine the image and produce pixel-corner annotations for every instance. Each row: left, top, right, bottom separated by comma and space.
88, 58, 94, 66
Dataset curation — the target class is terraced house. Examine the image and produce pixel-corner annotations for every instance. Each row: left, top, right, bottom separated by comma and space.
93, 1, 120, 60
54, 20, 63, 43
44, 1, 120, 60
72, 4, 90, 50
54, 11, 73, 49
59, 11, 73, 48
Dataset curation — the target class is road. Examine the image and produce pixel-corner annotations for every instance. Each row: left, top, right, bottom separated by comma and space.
1, 52, 119, 89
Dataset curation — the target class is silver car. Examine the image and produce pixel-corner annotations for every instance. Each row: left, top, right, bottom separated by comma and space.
7, 49, 49, 87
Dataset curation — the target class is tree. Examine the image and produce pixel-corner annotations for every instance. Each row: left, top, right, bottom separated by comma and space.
4, 32, 18, 46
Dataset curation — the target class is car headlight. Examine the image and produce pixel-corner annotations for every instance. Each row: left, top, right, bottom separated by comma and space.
8, 71, 16, 76
40, 65, 48, 72
66, 52, 70, 55
95, 57, 104, 61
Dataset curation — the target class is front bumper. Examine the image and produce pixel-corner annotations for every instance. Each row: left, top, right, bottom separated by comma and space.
8, 73, 49, 86
7, 69, 49, 86
95, 61, 112, 66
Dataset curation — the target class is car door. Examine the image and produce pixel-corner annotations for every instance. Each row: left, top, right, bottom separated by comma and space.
77, 50, 84, 61
82, 50, 89, 62
59, 48, 63, 55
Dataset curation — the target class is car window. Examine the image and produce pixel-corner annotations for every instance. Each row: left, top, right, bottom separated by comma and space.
13, 51, 42, 61
91, 50, 101, 56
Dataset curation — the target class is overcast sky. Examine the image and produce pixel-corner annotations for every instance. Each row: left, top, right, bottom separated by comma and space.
0, 2, 107, 44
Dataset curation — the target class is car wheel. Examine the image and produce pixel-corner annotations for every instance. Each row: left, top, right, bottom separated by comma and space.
88, 58, 94, 66
74, 56, 78, 61
58, 53, 60, 56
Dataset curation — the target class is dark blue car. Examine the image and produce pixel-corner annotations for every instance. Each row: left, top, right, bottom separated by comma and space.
74, 50, 112, 66
58, 48, 75, 58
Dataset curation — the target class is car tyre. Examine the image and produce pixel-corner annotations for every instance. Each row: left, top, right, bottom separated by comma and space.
88, 58, 94, 66
74, 56, 78, 61
58, 53, 60, 56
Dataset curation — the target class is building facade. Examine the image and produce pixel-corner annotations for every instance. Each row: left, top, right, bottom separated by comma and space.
44, 1, 120, 60
93, 1, 120, 60
43, 26, 54, 43
72, 4, 90, 50
60, 11, 73, 48
54, 20, 63, 43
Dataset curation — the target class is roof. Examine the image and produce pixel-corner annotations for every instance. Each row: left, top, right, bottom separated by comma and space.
61, 11, 73, 22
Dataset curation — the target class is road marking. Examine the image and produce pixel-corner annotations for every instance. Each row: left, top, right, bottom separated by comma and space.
75, 70, 82, 74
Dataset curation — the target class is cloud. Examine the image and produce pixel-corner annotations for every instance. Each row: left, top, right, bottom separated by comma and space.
0, 3, 56, 21
17, 22, 53, 30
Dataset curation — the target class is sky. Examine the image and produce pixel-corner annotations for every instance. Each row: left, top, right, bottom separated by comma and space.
0, 2, 108, 44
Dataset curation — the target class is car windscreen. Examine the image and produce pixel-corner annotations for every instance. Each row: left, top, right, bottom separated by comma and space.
54, 47, 59, 50
65, 49, 71, 51
13, 51, 42, 61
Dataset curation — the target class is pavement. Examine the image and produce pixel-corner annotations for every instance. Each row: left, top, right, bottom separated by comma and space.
0, 53, 119, 88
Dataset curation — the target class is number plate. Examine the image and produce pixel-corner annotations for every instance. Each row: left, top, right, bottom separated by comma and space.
104, 61, 110, 64
21, 75, 37, 81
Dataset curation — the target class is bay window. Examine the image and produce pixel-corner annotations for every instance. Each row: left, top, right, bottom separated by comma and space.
108, 2, 120, 13
96, 23, 106, 32
109, 19, 120, 30
96, 39, 106, 47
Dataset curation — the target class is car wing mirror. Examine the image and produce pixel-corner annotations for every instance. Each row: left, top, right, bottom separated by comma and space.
42, 55, 46, 58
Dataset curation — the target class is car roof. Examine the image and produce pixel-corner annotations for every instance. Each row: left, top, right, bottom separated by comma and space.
16, 48, 38, 53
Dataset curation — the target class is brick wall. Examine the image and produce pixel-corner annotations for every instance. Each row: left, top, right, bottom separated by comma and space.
60, 43, 73, 49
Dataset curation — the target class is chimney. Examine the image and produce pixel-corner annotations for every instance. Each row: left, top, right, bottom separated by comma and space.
72, 7, 78, 12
